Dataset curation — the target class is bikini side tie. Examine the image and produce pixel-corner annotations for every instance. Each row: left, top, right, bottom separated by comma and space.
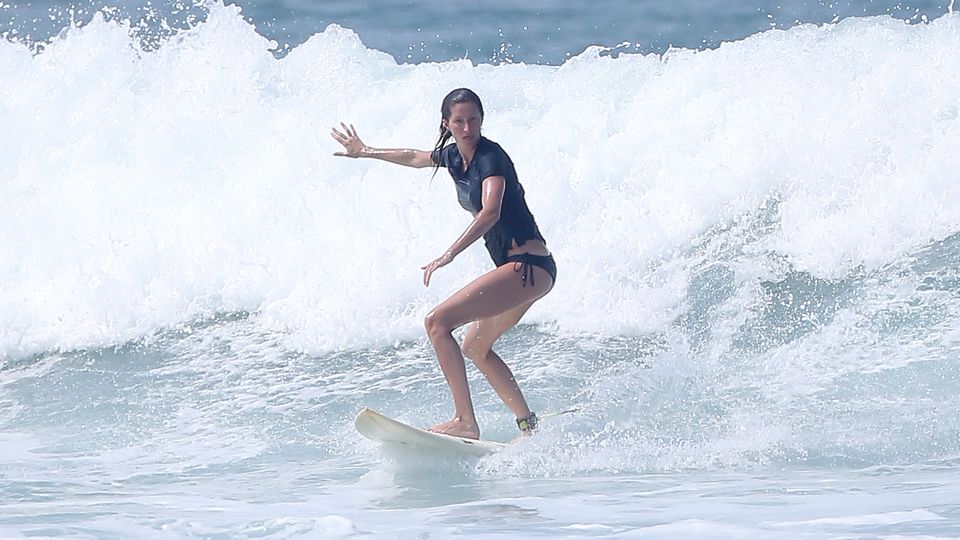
511, 254, 535, 287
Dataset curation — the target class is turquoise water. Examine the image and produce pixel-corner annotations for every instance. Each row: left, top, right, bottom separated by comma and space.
3, 1, 960, 537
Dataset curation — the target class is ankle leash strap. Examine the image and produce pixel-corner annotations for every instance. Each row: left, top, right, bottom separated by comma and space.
516, 412, 538, 433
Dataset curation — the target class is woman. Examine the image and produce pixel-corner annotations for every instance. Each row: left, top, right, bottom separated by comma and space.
331, 88, 556, 440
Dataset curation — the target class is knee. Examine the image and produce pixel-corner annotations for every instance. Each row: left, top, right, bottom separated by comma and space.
424, 309, 452, 340
461, 340, 493, 367
461, 340, 485, 363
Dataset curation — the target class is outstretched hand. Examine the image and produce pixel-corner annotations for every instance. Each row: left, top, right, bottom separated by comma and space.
421, 252, 454, 287
330, 123, 367, 158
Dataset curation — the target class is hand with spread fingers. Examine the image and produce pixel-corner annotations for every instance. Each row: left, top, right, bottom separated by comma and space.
330, 123, 367, 158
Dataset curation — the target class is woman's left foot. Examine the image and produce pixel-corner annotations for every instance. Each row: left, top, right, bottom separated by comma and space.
428, 417, 480, 440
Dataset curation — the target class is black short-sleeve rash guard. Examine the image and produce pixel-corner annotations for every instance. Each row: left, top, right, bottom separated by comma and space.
431, 137, 546, 266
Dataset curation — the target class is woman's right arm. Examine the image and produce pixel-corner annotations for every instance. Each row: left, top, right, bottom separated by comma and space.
330, 123, 435, 169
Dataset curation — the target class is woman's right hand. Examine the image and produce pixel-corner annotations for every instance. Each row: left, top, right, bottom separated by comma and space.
330, 123, 367, 158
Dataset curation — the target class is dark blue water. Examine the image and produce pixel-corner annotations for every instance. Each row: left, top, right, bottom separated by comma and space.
2, 0, 954, 63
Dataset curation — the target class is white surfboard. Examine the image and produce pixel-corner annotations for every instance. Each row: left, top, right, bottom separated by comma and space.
354, 408, 507, 457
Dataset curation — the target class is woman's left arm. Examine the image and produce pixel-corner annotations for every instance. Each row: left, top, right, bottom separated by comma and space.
421, 176, 505, 286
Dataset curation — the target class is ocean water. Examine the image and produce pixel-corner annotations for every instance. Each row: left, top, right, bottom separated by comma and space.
3, 0, 960, 538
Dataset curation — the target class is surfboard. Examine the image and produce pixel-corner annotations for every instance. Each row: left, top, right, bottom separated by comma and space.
354, 408, 507, 457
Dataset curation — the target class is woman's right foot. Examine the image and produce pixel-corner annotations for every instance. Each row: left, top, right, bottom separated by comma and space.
428, 417, 480, 440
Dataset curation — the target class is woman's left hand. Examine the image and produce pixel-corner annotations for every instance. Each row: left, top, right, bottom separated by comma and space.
421, 252, 454, 287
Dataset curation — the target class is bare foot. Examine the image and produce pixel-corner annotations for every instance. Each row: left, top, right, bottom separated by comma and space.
428, 417, 480, 440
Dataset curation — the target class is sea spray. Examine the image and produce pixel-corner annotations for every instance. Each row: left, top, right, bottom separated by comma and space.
2, 6, 959, 361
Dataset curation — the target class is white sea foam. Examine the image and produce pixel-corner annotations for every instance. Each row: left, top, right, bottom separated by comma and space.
2, 5, 959, 359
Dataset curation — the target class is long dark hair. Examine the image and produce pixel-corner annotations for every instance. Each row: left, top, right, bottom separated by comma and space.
432, 88, 484, 176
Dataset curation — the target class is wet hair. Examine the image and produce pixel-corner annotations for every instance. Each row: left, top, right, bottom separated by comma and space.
432, 88, 484, 176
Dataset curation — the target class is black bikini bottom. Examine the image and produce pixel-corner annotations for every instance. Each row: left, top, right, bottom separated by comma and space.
503, 253, 557, 288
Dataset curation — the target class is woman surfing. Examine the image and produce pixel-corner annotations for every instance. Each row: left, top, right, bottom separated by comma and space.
331, 88, 555, 440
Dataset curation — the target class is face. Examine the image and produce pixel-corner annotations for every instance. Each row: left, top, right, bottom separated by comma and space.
443, 102, 483, 147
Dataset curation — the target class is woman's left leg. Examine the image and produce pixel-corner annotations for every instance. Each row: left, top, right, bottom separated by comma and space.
461, 302, 535, 420
423, 263, 553, 439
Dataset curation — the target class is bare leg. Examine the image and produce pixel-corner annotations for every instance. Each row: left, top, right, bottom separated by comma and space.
461, 302, 535, 420
424, 263, 553, 439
